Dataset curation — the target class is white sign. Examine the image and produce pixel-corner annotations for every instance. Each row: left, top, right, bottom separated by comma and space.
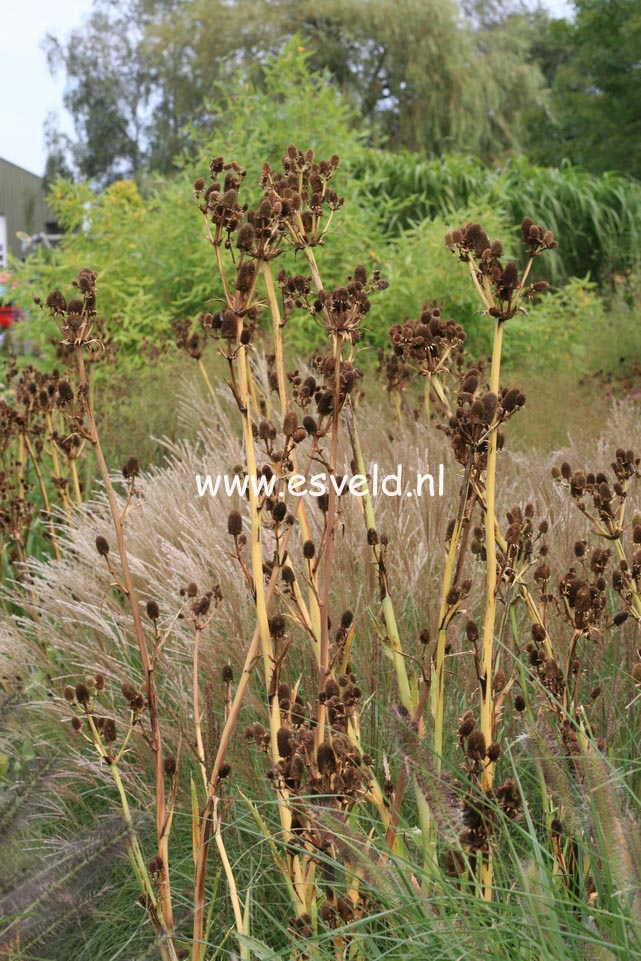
0, 215, 7, 268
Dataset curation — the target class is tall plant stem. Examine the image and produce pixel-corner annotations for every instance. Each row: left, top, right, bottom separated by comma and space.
433, 455, 475, 775
479, 317, 504, 899
423, 378, 431, 424
23, 434, 61, 561
191, 462, 316, 961
262, 260, 320, 649
74, 345, 175, 941
197, 358, 217, 405
84, 714, 177, 961
344, 401, 434, 871
234, 342, 275, 707
70, 459, 82, 505
613, 536, 641, 620
315, 330, 344, 748
45, 412, 71, 516
344, 402, 412, 712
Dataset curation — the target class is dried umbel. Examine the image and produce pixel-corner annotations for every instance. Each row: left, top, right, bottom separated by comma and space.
388, 305, 465, 378
441, 369, 524, 468
445, 218, 556, 321
173, 317, 208, 360
44, 269, 101, 347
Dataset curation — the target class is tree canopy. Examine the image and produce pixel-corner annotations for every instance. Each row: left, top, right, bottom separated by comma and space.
44, 1, 641, 184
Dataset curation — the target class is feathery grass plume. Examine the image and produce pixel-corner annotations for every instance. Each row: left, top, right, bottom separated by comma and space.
0, 817, 131, 954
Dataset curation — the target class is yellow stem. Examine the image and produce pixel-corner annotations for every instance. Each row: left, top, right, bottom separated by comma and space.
479, 318, 504, 900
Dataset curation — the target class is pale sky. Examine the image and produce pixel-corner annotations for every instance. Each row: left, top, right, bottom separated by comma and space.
0, 0, 576, 177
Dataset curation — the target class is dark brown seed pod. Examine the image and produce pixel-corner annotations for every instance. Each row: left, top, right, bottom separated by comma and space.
277, 726, 294, 758
466, 730, 486, 760
317, 743, 337, 775
458, 715, 476, 738
121, 681, 137, 702
283, 411, 298, 437
103, 718, 117, 743
269, 615, 286, 637
227, 510, 243, 536
146, 601, 160, 621
222, 664, 234, 683
95, 535, 110, 557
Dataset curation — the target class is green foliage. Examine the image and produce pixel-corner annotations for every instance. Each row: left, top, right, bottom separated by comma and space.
12, 45, 640, 381
529, 0, 641, 179
14, 45, 381, 358
352, 151, 641, 286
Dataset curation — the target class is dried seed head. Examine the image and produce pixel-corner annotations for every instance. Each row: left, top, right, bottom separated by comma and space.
317, 743, 337, 775
487, 743, 501, 762
164, 756, 177, 776
227, 510, 243, 536
122, 456, 139, 479
95, 535, 110, 557
222, 664, 234, 683
146, 600, 160, 621
341, 610, 354, 629
63, 685, 75, 701
75, 683, 90, 705
303, 539, 315, 559
103, 718, 117, 743
514, 694, 526, 712
326, 679, 340, 699
283, 411, 298, 437
71, 716, 82, 732
458, 714, 476, 738
237, 223, 255, 250
466, 621, 479, 643
277, 726, 294, 758
532, 623, 546, 644
220, 310, 238, 339
269, 614, 286, 637
121, 681, 137, 702
466, 730, 486, 760
632, 664, 641, 684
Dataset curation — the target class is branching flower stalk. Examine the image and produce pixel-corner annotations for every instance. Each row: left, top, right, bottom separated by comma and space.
262, 258, 321, 650
43, 273, 177, 951
446, 217, 558, 898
